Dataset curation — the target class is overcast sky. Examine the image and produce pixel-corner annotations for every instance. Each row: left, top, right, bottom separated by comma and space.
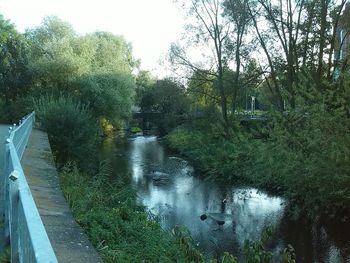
0, 0, 186, 77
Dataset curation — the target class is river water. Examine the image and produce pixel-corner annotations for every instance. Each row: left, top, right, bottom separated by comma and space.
101, 135, 350, 262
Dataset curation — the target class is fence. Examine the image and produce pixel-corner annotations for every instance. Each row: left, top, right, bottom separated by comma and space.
3, 112, 58, 263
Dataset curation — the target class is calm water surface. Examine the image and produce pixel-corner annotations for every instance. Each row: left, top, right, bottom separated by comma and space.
101, 135, 350, 262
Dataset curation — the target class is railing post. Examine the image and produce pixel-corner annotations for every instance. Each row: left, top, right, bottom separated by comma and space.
9, 170, 19, 263
4, 138, 11, 244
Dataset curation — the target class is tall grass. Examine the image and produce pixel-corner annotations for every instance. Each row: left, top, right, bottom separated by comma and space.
59, 164, 196, 262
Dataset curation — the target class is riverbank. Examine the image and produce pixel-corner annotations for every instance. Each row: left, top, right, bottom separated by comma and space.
57, 164, 204, 262
165, 126, 350, 222
57, 132, 350, 262
99, 134, 299, 262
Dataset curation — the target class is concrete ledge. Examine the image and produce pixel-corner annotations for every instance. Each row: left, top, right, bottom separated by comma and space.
21, 129, 103, 263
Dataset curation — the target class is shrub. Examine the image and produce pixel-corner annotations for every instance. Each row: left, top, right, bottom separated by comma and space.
33, 95, 100, 171
130, 126, 142, 133
251, 106, 350, 218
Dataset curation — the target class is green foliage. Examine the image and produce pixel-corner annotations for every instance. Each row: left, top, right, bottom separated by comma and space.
251, 103, 350, 218
0, 14, 31, 118
85, 32, 138, 74
243, 227, 273, 263
282, 245, 296, 263
100, 118, 114, 137
59, 165, 192, 262
0, 246, 10, 263
251, 74, 350, 218
140, 78, 190, 134
135, 70, 156, 104
24, 17, 137, 127
26, 16, 75, 48
130, 127, 142, 133
74, 73, 135, 124
26, 16, 80, 92
166, 126, 253, 182
167, 74, 350, 220
5, 96, 35, 122
33, 95, 100, 171
220, 252, 238, 263
0, 99, 8, 123
242, 226, 295, 263
172, 225, 204, 262
187, 70, 216, 108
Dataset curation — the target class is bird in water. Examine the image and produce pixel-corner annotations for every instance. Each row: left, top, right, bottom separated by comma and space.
216, 220, 225, 225
200, 214, 225, 225
200, 214, 207, 221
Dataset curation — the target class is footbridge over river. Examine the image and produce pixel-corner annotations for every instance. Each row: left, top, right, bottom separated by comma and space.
0, 113, 102, 263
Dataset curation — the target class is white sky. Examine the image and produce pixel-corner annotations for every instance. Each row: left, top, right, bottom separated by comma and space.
0, 0, 186, 77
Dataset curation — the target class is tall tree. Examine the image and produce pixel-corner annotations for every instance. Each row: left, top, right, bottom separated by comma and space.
140, 78, 190, 133
26, 16, 138, 125
26, 16, 80, 92
171, 0, 231, 135
0, 15, 31, 105
74, 73, 136, 123
81, 32, 139, 74
223, 0, 252, 112
247, 0, 348, 109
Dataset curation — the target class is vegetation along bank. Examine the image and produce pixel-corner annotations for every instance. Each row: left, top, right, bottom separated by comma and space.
1, 0, 350, 261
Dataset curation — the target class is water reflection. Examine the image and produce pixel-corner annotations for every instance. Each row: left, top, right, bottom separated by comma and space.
103, 135, 350, 262
127, 136, 286, 258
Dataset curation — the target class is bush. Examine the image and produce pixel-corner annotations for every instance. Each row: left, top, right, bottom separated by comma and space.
33, 95, 100, 171
251, 107, 350, 219
0, 99, 10, 123
130, 126, 142, 133
0, 96, 34, 123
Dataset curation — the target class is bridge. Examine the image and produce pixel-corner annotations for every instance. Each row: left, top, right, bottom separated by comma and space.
0, 113, 102, 262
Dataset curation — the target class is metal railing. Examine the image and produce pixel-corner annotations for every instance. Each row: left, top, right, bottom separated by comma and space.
3, 112, 58, 263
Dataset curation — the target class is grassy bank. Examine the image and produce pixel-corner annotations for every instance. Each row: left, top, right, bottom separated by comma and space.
57, 160, 293, 263
58, 164, 203, 262
165, 127, 253, 182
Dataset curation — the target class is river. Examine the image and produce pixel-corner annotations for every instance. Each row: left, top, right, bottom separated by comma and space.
101, 135, 350, 262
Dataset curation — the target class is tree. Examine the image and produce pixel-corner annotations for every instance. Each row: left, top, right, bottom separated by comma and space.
223, 0, 252, 112
140, 78, 190, 133
187, 70, 217, 108
171, 0, 232, 136
74, 73, 136, 124
171, 0, 257, 136
0, 15, 31, 106
81, 32, 139, 74
135, 70, 156, 105
25, 16, 139, 127
26, 16, 80, 93
247, 0, 348, 109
